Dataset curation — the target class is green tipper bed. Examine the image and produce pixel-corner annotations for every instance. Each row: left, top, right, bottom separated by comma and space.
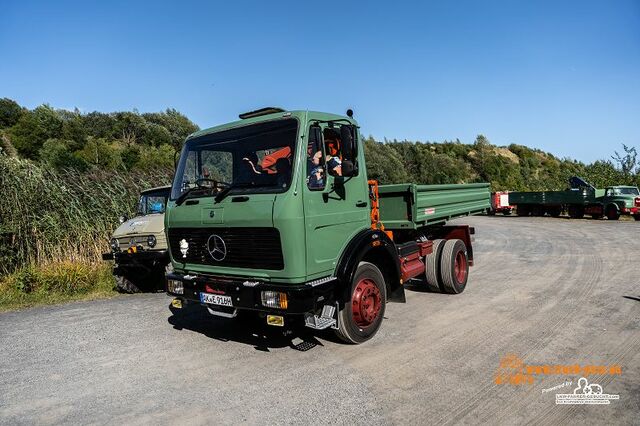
378, 183, 491, 230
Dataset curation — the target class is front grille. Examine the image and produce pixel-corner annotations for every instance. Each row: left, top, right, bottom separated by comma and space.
168, 227, 284, 270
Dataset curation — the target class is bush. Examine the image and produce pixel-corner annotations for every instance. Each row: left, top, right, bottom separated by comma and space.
0, 262, 114, 310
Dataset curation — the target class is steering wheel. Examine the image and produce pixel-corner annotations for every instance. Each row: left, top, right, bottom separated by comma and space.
195, 178, 231, 190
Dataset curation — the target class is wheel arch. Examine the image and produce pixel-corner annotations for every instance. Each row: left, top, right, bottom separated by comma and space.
335, 229, 402, 305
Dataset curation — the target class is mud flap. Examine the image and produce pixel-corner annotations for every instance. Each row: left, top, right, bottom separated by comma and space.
388, 284, 406, 303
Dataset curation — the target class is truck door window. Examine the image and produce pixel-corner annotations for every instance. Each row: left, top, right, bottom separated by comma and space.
323, 127, 343, 177
307, 125, 326, 190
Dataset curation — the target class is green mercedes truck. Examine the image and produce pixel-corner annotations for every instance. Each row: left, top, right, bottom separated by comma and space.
165, 107, 490, 343
509, 177, 640, 220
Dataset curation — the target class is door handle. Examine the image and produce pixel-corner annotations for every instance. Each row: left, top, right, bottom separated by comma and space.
356, 201, 368, 207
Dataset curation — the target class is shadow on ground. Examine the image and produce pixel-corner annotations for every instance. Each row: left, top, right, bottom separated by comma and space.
167, 303, 337, 352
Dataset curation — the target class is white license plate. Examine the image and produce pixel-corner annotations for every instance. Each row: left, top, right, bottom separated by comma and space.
200, 293, 233, 307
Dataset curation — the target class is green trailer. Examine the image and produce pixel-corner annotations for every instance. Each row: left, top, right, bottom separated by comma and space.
509, 177, 640, 220
164, 107, 490, 344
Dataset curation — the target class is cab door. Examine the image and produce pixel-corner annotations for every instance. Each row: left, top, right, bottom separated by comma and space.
302, 122, 370, 278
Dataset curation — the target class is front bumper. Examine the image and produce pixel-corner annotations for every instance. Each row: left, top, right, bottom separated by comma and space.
166, 272, 337, 315
102, 250, 169, 274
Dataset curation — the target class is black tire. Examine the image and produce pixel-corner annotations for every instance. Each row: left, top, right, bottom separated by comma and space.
424, 239, 445, 292
487, 210, 496, 216
335, 261, 387, 344
532, 205, 545, 217
591, 213, 603, 220
568, 205, 584, 219
439, 239, 469, 294
502, 210, 512, 216
547, 206, 562, 217
115, 275, 142, 293
606, 206, 620, 221
516, 205, 529, 216
634, 215, 640, 221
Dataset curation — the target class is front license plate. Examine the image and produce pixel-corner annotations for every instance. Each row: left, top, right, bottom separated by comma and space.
200, 292, 233, 307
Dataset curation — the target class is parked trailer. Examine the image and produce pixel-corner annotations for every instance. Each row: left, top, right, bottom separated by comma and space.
165, 107, 491, 344
509, 177, 640, 220
487, 191, 513, 215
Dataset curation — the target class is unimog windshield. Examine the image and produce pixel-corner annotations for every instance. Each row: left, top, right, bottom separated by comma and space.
137, 188, 170, 216
171, 119, 297, 201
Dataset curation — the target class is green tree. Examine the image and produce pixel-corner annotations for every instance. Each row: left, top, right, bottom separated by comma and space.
10, 105, 63, 159
0, 98, 24, 128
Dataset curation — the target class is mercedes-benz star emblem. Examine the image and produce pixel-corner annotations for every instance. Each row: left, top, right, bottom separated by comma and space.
206, 234, 227, 261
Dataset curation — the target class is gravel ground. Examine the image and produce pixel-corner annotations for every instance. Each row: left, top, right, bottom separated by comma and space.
1, 216, 638, 425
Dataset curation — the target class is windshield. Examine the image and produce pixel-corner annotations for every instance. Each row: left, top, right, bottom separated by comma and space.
612, 187, 640, 196
171, 119, 297, 200
137, 189, 170, 215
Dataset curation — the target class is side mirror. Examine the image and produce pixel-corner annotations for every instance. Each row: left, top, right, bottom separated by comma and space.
119, 214, 128, 224
340, 125, 355, 161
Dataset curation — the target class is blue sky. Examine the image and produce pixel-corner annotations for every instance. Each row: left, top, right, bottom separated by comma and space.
1, 0, 638, 163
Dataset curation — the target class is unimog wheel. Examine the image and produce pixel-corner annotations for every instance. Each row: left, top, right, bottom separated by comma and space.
424, 239, 445, 292
335, 262, 386, 344
606, 206, 620, 221
115, 275, 142, 293
439, 239, 469, 294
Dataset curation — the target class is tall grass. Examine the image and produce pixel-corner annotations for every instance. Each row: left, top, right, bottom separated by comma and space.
0, 155, 172, 275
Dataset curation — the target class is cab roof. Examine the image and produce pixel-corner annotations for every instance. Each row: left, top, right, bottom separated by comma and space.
141, 185, 172, 195
187, 109, 356, 140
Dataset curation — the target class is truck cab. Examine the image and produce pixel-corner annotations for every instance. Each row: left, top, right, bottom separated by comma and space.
600, 186, 640, 220
165, 108, 486, 343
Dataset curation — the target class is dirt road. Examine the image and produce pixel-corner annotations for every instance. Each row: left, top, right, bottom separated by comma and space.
1, 216, 638, 425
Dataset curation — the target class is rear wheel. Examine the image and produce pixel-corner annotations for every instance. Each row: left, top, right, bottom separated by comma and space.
591, 213, 603, 220
532, 205, 545, 217
547, 206, 562, 217
516, 205, 530, 216
568, 205, 585, 219
335, 262, 387, 344
606, 206, 620, 220
424, 239, 445, 292
634, 215, 640, 221
439, 239, 469, 294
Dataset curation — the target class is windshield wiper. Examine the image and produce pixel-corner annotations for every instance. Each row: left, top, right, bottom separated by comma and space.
175, 187, 207, 206
214, 183, 272, 203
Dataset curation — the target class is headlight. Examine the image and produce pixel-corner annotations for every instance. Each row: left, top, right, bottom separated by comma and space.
167, 280, 183, 295
261, 291, 288, 309
110, 238, 119, 251
147, 235, 157, 248
118, 215, 127, 224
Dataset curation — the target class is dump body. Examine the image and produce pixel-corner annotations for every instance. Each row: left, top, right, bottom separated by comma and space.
378, 183, 491, 230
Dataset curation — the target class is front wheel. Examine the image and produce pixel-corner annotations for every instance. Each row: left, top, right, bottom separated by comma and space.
335, 262, 387, 344
606, 206, 620, 221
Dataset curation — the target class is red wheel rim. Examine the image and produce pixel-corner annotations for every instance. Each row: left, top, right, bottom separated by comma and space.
454, 251, 467, 284
351, 278, 382, 328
